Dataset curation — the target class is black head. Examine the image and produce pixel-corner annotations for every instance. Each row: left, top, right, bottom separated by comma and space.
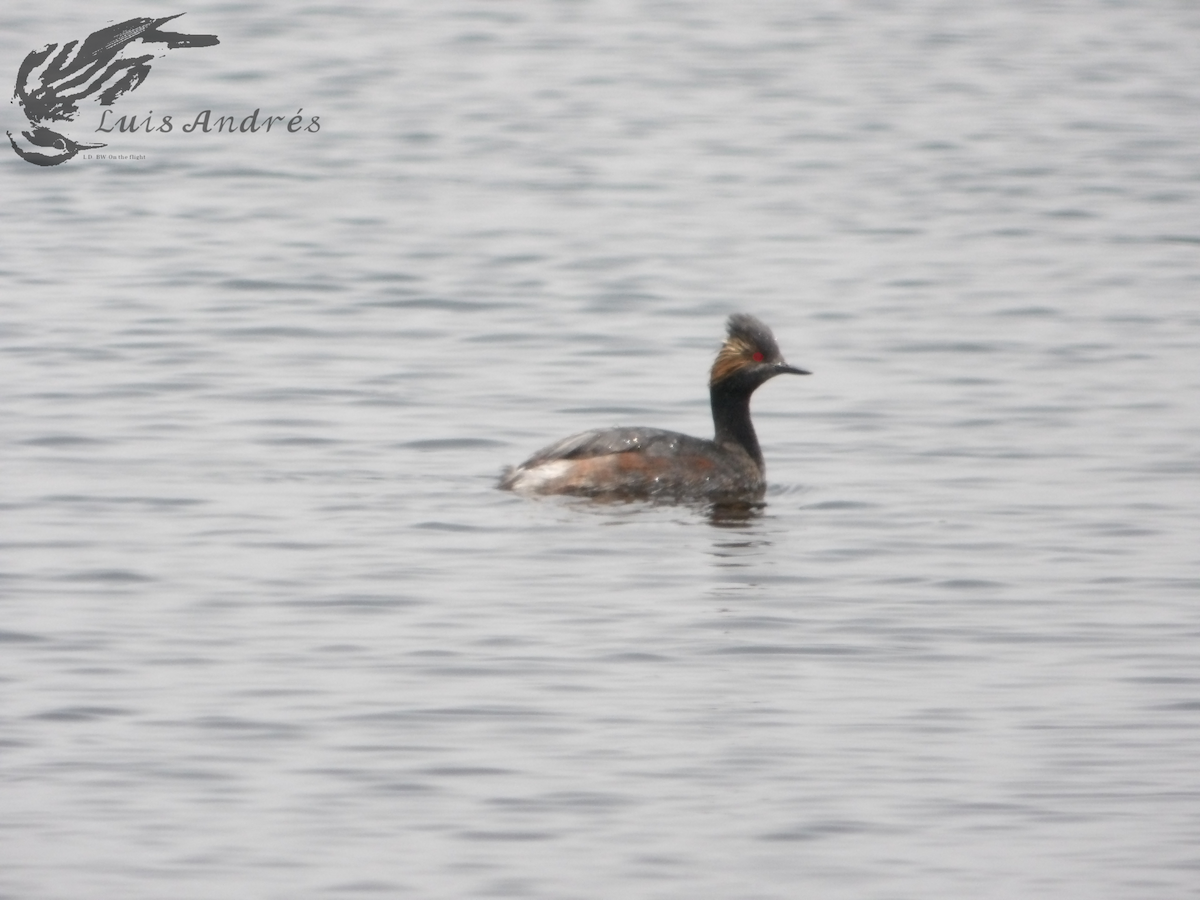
7, 126, 106, 166
709, 313, 809, 388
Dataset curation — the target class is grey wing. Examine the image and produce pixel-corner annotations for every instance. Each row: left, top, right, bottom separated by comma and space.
517, 427, 688, 467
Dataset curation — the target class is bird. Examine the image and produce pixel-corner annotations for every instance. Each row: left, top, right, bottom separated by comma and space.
5, 125, 107, 167
7, 14, 219, 166
499, 314, 810, 502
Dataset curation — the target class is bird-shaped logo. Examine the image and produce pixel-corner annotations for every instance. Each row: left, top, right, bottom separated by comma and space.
8, 14, 219, 167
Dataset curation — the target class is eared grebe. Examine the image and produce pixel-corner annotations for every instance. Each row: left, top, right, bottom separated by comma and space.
499, 314, 809, 501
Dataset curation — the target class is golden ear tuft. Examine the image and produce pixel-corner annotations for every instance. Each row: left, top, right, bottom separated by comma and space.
709, 335, 756, 385
709, 315, 784, 386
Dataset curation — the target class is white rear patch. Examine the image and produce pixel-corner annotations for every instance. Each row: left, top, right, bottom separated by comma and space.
506, 460, 575, 494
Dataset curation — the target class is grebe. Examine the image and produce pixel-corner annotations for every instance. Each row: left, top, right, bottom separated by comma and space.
499, 314, 809, 500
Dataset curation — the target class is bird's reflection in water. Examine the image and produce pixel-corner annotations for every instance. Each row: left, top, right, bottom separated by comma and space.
705, 499, 776, 580
558, 494, 769, 531
706, 499, 766, 529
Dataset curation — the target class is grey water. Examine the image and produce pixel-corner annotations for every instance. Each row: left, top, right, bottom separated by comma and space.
2, 2, 1199, 898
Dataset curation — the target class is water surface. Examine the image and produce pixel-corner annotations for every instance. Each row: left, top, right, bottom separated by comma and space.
2, 2, 1199, 898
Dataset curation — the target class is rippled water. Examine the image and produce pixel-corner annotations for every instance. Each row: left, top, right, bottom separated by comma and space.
3, 2, 1200, 898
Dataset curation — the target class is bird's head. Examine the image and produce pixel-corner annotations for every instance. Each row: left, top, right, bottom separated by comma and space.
7, 126, 106, 166
709, 313, 810, 390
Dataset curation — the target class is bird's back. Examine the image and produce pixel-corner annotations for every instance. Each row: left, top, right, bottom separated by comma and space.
499, 426, 763, 499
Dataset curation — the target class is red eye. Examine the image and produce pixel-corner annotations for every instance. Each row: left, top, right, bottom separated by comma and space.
752, 351, 764, 362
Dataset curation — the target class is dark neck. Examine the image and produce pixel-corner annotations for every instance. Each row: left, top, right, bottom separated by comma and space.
710, 379, 763, 470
